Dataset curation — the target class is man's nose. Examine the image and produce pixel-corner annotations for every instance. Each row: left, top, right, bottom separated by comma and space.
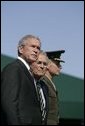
41, 63, 44, 68
34, 47, 39, 53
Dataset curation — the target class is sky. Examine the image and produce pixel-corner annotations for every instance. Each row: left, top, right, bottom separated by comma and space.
1, 1, 84, 79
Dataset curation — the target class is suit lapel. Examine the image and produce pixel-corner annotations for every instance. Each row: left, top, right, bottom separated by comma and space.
16, 59, 34, 84
43, 76, 56, 92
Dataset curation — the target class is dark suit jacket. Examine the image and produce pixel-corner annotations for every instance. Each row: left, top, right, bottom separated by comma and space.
37, 79, 49, 125
1, 59, 42, 125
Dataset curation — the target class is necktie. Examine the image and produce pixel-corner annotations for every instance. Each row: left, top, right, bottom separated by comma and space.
37, 83, 46, 122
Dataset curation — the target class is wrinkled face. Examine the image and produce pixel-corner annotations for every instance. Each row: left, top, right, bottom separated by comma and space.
31, 54, 48, 79
48, 60, 62, 76
19, 38, 41, 63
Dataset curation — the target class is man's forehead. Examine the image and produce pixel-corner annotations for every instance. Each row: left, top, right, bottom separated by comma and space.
37, 55, 47, 61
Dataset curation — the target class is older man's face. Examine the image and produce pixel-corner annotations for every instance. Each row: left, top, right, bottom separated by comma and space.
19, 38, 41, 63
31, 54, 48, 79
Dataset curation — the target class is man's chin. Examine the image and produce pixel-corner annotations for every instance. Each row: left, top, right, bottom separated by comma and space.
55, 73, 60, 76
30, 58, 37, 62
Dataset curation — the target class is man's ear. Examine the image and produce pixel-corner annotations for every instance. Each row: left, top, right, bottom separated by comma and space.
18, 46, 24, 54
46, 66, 49, 70
46, 64, 51, 70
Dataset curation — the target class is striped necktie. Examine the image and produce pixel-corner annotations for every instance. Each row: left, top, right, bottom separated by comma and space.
37, 83, 46, 122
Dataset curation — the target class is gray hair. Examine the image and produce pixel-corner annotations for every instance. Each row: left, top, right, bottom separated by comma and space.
17, 34, 41, 56
38, 50, 49, 64
39, 50, 47, 56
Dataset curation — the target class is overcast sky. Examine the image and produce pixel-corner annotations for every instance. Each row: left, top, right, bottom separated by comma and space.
1, 1, 84, 79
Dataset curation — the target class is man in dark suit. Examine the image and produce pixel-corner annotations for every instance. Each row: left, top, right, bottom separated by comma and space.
1, 35, 42, 125
30, 51, 49, 125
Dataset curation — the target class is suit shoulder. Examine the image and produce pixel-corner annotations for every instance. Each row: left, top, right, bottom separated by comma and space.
1, 59, 21, 74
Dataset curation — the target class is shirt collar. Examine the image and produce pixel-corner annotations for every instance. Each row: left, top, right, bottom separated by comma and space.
18, 56, 30, 71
